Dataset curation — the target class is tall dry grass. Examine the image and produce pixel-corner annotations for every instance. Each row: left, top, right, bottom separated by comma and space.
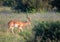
0, 7, 60, 42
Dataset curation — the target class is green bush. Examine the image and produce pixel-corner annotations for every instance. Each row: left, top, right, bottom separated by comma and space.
33, 21, 60, 42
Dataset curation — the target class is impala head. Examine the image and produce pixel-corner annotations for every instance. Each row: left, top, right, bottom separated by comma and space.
26, 16, 31, 25
27, 16, 31, 21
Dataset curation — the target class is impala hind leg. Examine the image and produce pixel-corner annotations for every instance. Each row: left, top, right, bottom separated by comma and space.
8, 27, 14, 34
11, 27, 14, 34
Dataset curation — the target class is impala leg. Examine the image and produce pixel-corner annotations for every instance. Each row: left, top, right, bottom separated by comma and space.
18, 27, 23, 32
11, 27, 14, 34
7, 27, 11, 32
8, 27, 14, 34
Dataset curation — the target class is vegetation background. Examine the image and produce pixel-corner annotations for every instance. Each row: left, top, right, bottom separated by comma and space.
0, 0, 60, 42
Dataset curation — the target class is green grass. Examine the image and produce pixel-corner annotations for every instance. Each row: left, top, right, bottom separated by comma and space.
0, 32, 26, 42
0, 11, 60, 42
0, 13, 33, 42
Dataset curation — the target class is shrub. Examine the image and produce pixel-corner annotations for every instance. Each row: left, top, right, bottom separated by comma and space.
33, 21, 60, 42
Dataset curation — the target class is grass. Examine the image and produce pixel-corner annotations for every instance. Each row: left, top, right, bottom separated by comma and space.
0, 8, 60, 42
0, 32, 26, 42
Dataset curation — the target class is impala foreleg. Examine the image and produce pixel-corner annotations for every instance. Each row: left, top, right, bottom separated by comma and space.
18, 27, 23, 32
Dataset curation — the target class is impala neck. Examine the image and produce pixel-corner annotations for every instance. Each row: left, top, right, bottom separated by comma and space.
26, 19, 31, 25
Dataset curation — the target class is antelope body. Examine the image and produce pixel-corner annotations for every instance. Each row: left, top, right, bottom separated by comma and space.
8, 17, 31, 33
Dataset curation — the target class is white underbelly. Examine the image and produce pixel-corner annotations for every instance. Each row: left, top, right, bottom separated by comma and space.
14, 24, 18, 27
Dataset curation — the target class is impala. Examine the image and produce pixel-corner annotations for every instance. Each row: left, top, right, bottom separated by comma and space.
8, 17, 31, 34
